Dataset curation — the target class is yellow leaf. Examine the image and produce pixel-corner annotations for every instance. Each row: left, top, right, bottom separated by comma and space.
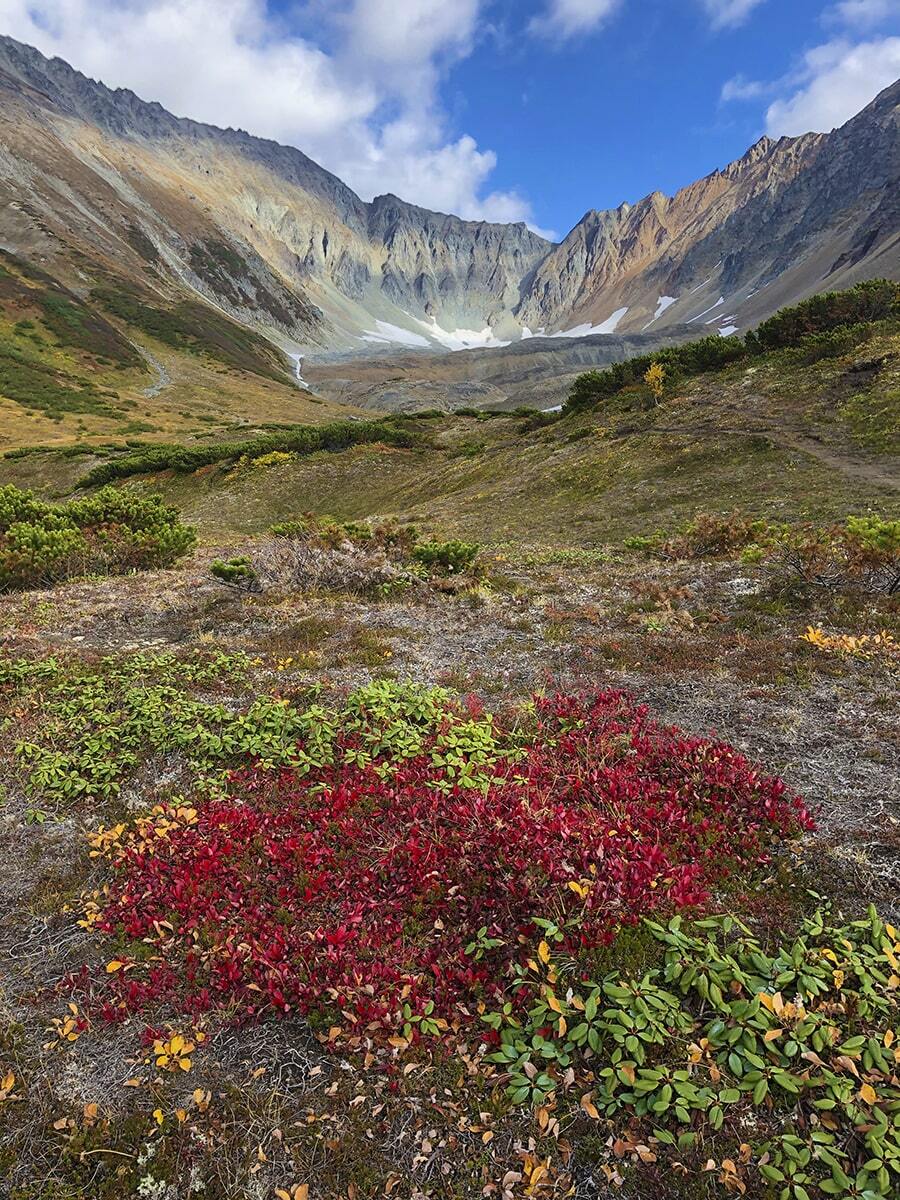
537, 940, 551, 965
175, 1109, 187, 1123
546, 993, 563, 1015
275, 1191, 292, 1200
580, 1093, 600, 1120
764, 1029, 784, 1043
178, 1057, 192, 1071
885, 1030, 895, 1048
860, 1083, 877, 1105
152, 1108, 164, 1126
106, 960, 125, 973
293, 1187, 310, 1200
482, 1130, 494, 1143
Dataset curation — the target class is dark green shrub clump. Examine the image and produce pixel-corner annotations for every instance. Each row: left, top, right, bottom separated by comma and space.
210, 556, 259, 591
564, 280, 900, 415
565, 334, 746, 413
412, 540, 480, 575
746, 279, 900, 351
0, 485, 195, 592
78, 420, 416, 487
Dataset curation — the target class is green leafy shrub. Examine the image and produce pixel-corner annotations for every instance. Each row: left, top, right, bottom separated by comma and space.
0, 485, 195, 592
412, 539, 480, 575
565, 335, 746, 414
564, 281, 900, 416
623, 534, 663, 554
490, 906, 900, 1198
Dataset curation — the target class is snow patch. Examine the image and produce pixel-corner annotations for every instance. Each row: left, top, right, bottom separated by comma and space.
688, 276, 713, 295
690, 297, 725, 323
718, 325, 739, 337
553, 307, 629, 338
360, 321, 432, 349
542, 404, 563, 413
287, 352, 309, 389
642, 295, 678, 330
415, 318, 511, 351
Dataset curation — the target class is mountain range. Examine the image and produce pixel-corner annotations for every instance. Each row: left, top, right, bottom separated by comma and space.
0, 33, 897, 365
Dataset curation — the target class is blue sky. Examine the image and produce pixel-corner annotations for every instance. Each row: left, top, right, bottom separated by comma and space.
3, 0, 899, 238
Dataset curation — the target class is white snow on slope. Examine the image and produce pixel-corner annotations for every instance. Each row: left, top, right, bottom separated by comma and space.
287, 352, 309, 389
690, 297, 725, 323
415, 318, 511, 351
642, 295, 678, 330
719, 325, 739, 337
553, 308, 629, 338
361, 320, 432, 348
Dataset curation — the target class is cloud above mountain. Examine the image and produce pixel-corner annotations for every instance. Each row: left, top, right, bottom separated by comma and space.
0, 0, 549, 230
765, 35, 900, 134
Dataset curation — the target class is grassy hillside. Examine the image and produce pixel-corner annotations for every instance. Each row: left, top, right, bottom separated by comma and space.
6, 314, 891, 541
0, 253, 363, 454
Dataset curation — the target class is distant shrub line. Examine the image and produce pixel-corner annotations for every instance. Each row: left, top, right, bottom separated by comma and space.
565, 279, 900, 414
77, 420, 416, 487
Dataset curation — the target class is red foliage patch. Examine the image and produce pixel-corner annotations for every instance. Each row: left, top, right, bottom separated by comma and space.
90, 692, 813, 1036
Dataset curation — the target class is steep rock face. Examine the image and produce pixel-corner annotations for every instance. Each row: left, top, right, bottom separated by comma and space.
366, 194, 548, 328
0, 35, 550, 347
0, 33, 896, 356
516, 133, 827, 331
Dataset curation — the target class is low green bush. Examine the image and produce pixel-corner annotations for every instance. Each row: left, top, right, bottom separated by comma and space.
412, 539, 480, 575
0, 485, 195, 592
489, 906, 900, 1198
210, 556, 258, 591
564, 280, 900, 415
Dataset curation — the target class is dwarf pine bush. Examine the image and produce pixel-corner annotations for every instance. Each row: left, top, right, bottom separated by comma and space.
0, 484, 195, 591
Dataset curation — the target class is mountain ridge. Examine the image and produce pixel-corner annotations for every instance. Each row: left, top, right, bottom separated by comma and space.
0, 33, 896, 357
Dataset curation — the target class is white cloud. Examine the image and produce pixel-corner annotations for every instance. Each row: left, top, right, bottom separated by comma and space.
827, 0, 900, 29
765, 36, 900, 134
0, 0, 550, 229
528, 0, 622, 40
720, 73, 770, 101
699, 0, 767, 29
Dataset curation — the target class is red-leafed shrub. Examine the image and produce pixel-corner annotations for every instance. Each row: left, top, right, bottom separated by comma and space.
85, 690, 813, 1039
